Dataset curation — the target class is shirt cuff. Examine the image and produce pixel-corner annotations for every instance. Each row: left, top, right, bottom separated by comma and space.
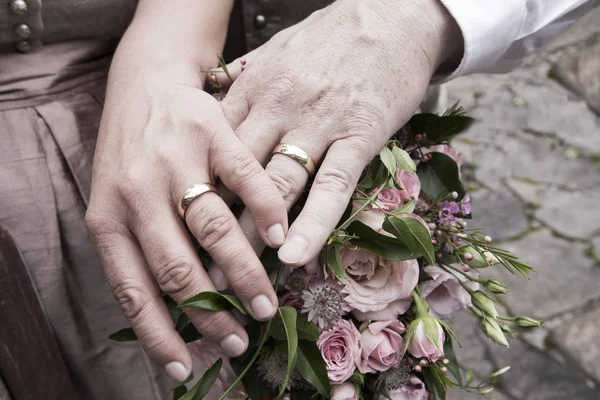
432, 0, 528, 83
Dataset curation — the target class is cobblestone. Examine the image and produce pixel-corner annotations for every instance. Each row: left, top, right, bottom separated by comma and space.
442, 12, 600, 396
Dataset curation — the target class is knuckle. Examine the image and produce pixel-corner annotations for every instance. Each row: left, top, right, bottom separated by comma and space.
140, 332, 169, 357
343, 101, 384, 134
193, 311, 232, 338
268, 168, 302, 203
315, 167, 354, 195
228, 152, 262, 190
112, 279, 152, 321
85, 211, 127, 247
190, 211, 236, 250
116, 164, 149, 206
226, 264, 264, 293
154, 255, 198, 295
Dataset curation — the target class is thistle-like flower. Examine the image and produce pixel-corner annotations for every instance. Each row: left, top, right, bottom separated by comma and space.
376, 358, 412, 392
257, 352, 310, 392
284, 268, 311, 294
301, 277, 351, 330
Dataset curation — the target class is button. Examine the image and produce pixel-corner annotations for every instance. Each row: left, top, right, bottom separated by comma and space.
13, 23, 31, 39
15, 40, 31, 53
9, 0, 28, 15
254, 14, 267, 29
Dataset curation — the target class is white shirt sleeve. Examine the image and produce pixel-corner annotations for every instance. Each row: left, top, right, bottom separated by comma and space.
433, 0, 600, 82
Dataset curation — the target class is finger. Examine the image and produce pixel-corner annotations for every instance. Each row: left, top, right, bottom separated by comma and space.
131, 208, 249, 359
86, 220, 192, 381
184, 190, 279, 321
211, 129, 288, 248
278, 138, 371, 266
214, 49, 259, 90
236, 133, 326, 261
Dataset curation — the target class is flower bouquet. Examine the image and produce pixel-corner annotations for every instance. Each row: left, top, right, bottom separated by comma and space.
110, 65, 540, 400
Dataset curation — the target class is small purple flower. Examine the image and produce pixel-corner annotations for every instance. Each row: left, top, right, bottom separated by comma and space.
439, 200, 460, 225
461, 194, 471, 215
284, 268, 310, 294
301, 278, 351, 330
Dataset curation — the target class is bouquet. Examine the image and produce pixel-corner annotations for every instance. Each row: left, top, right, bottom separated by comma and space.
110, 63, 540, 400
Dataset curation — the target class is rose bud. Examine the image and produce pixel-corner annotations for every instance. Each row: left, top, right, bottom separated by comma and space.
459, 246, 500, 268
480, 316, 509, 347
358, 320, 406, 374
484, 279, 509, 295
472, 291, 499, 318
515, 316, 543, 328
407, 318, 445, 362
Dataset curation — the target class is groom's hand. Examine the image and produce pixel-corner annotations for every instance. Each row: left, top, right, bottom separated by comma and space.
214, 0, 461, 268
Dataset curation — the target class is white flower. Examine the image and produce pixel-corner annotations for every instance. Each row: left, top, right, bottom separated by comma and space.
301, 277, 351, 329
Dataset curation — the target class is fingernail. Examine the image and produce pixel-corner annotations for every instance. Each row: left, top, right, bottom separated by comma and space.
251, 294, 275, 319
209, 266, 229, 291
267, 223, 286, 247
165, 361, 189, 382
220, 334, 246, 357
278, 234, 308, 264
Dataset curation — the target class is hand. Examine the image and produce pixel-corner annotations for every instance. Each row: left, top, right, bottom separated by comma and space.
214, 0, 461, 269
86, 2, 287, 382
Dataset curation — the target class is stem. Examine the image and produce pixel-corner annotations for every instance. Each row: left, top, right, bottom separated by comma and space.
334, 185, 384, 232
441, 263, 486, 284
217, 267, 285, 400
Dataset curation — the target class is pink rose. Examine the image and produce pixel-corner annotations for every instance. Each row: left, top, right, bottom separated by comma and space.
331, 383, 357, 400
407, 319, 445, 362
188, 340, 246, 400
317, 319, 361, 384
358, 320, 406, 374
377, 375, 429, 400
396, 168, 421, 203
376, 187, 404, 211
419, 265, 479, 318
340, 247, 419, 321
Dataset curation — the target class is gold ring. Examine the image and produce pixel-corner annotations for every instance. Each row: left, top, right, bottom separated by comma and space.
177, 182, 217, 219
272, 143, 315, 175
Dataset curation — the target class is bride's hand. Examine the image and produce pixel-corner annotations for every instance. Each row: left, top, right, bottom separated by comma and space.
215, 0, 461, 269
86, 0, 287, 382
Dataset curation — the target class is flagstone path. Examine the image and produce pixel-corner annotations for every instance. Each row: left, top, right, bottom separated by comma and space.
444, 8, 600, 400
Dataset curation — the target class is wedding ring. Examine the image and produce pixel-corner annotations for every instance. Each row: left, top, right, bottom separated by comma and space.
177, 182, 217, 219
272, 143, 315, 175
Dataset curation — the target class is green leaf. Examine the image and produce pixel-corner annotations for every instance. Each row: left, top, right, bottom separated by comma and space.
276, 307, 299, 400
326, 245, 346, 281
379, 146, 397, 177
443, 337, 462, 386
349, 239, 416, 262
416, 152, 465, 201
382, 216, 435, 265
270, 313, 319, 341
179, 358, 222, 400
392, 146, 416, 173
109, 328, 137, 342
172, 385, 188, 400
408, 113, 474, 143
390, 198, 416, 215
165, 295, 184, 323
296, 340, 331, 398
346, 221, 402, 244
180, 292, 247, 315
175, 313, 190, 333
382, 216, 416, 253
260, 246, 283, 276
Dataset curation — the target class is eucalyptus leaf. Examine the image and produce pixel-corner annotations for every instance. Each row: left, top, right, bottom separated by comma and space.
382, 216, 416, 253
276, 307, 299, 400
179, 358, 222, 400
180, 292, 247, 315
326, 245, 346, 281
392, 146, 416, 173
416, 152, 465, 201
109, 328, 137, 342
443, 337, 462, 386
296, 340, 331, 398
391, 198, 416, 215
379, 146, 397, 177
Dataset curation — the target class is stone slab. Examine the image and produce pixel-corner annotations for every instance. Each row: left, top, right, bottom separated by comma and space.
486, 229, 600, 318
469, 189, 529, 240
554, 306, 600, 380
592, 235, 600, 259
544, 8, 600, 53
551, 39, 600, 115
535, 187, 600, 239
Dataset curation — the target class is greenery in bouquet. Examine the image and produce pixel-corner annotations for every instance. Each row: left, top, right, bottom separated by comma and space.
110, 62, 541, 400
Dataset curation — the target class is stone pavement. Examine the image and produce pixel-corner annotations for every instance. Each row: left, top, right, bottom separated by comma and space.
443, 8, 600, 400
